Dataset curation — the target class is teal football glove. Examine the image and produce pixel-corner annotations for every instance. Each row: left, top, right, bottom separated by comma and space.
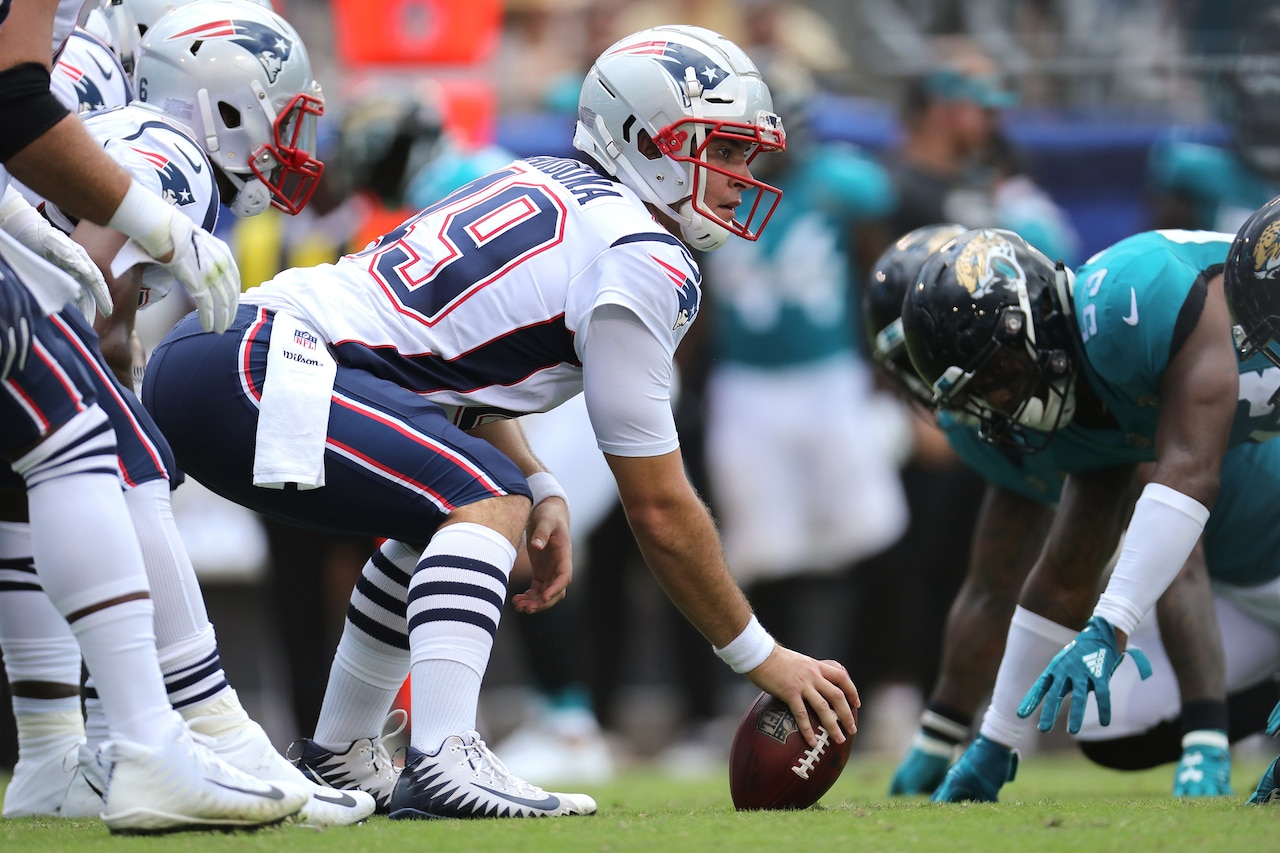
1017, 616, 1153, 734
1266, 699, 1280, 738
888, 740, 952, 796
1172, 731, 1232, 797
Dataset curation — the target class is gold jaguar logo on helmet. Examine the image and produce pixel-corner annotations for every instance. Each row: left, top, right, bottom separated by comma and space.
1253, 219, 1280, 279
955, 231, 1025, 298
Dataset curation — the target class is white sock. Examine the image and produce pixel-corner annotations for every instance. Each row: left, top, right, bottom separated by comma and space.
313, 541, 417, 750
12, 701, 84, 755
70, 601, 175, 747
406, 523, 514, 753
124, 481, 212, 647
14, 409, 175, 748
978, 606, 1077, 748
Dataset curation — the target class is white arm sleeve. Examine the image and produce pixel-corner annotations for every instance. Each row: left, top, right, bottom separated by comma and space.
581, 303, 680, 457
1092, 482, 1210, 636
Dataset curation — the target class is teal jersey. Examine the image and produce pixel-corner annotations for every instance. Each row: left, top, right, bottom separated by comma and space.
943, 416, 1280, 586
1073, 230, 1280, 450
1148, 138, 1279, 234
705, 143, 894, 368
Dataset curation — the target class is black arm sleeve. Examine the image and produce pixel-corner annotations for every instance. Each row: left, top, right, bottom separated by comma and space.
0, 62, 70, 162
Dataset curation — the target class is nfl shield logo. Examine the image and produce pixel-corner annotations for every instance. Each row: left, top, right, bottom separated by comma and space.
294, 328, 317, 349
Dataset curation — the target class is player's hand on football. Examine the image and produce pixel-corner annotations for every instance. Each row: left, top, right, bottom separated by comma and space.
747, 648, 859, 748
512, 495, 572, 614
163, 213, 240, 333
1017, 615, 1153, 734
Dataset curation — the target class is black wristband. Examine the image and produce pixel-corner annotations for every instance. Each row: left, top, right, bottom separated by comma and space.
922, 701, 972, 745
1181, 698, 1230, 734
0, 62, 71, 162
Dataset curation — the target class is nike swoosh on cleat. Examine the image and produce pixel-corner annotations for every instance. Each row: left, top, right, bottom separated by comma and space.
83, 776, 105, 799
468, 785, 562, 811
311, 790, 359, 807
211, 780, 287, 800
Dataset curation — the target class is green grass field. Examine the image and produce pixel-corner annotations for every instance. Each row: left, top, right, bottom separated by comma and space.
2, 752, 1277, 852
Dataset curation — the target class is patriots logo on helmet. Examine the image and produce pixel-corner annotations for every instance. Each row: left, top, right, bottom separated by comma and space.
607, 39, 731, 93
955, 231, 1027, 299
59, 64, 107, 112
168, 18, 293, 83
130, 147, 196, 206
652, 255, 702, 330
1252, 219, 1280, 280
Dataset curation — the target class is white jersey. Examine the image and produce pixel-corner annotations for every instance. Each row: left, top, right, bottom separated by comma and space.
246, 155, 702, 430
37, 104, 218, 308
51, 28, 132, 115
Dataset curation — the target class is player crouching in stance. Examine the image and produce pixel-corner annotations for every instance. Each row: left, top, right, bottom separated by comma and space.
0, 0, 374, 827
141, 24, 859, 819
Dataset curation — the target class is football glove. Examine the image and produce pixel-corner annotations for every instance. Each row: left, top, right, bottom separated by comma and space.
888, 738, 952, 796
0, 280, 34, 380
1266, 699, 1280, 738
108, 180, 240, 333
0, 190, 112, 320
1172, 730, 1232, 798
1017, 615, 1153, 734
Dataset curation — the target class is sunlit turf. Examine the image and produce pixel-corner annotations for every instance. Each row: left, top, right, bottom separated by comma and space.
2, 752, 1277, 851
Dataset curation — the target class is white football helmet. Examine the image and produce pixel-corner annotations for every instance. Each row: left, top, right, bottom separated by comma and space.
573, 25, 786, 251
133, 0, 324, 216
83, 0, 140, 75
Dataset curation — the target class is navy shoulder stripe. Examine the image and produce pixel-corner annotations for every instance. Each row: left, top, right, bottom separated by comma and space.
611, 231, 685, 250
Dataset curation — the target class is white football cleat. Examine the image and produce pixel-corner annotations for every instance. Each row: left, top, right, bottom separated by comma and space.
388, 731, 597, 819
0, 725, 84, 818
289, 710, 405, 814
58, 742, 109, 818
186, 694, 375, 826
100, 717, 308, 834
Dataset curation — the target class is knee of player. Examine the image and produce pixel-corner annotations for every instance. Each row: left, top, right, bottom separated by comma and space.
447, 493, 530, 546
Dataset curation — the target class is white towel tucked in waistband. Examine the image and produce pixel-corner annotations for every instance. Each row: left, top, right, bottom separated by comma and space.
253, 311, 336, 489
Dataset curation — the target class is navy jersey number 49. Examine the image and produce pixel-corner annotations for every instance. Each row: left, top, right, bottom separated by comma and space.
352, 167, 567, 326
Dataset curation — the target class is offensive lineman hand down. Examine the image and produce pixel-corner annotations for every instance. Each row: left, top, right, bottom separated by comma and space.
747, 650, 859, 748
1017, 616, 1153, 734
0, 191, 112, 319
512, 495, 572, 614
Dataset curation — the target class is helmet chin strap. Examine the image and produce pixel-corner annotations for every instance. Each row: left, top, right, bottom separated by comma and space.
226, 172, 272, 217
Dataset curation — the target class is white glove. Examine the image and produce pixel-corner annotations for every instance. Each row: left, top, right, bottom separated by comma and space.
107, 180, 240, 333
0, 189, 113, 320
0, 283, 33, 381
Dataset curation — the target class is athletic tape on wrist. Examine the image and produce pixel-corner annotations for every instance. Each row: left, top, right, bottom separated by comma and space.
713, 614, 776, 674
526, 471, 568, 508
106, 179, 174, 258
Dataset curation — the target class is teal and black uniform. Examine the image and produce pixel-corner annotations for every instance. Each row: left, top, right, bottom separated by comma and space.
1148, 136, 1278, 235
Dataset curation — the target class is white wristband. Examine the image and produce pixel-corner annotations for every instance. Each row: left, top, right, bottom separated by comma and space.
713, 614, 776, 674
526, 471, 568, 508
106, 179, 174, 259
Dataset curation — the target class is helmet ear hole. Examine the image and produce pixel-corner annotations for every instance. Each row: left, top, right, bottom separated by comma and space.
219, 102, 242, 129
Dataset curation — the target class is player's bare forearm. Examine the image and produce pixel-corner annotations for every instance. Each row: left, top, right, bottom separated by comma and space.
606, 449, 751, 645
1019, 465, 1139, 627
6, 116, 131, 226
1156, 540, 1225, 703
933, 486, 1052, 712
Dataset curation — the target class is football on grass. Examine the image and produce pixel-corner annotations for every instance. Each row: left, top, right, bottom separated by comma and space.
728, 691, 854, 811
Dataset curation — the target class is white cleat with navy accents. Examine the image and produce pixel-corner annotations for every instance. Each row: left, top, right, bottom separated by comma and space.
389, 731, 597, 819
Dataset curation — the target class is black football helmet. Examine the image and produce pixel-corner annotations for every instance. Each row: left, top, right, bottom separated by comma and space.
863, 223, 967, 407
1225, 195, 1280, 372
901, 228, 1077, 450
